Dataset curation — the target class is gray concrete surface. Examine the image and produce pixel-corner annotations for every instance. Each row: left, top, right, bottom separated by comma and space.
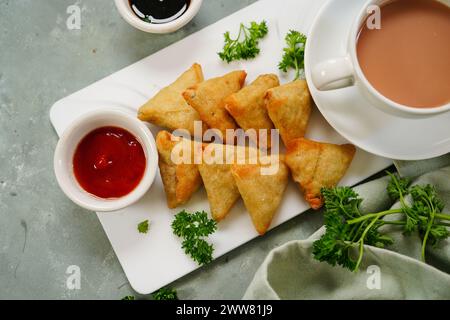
0, 0, 328, 299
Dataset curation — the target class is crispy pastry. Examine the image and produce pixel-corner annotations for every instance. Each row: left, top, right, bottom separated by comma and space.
138, 63, 206, 135
156, 130, 202, 209
265, 80, 312, 146
197, 161, 240, 222
198, 143, 261, 221
285, 138, 356, 210
231, 155, 289, 235
224, 74, 279, 148
183, 70, 247, 142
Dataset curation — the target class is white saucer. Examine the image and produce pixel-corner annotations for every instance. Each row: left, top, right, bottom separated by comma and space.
305, 0, 450, 161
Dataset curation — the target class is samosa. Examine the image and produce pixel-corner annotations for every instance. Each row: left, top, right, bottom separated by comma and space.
285, 138, 356, 210
138, 63, 206, 135
265, 80, 312, 146
183, 70, 246, 142
156, 130, 202, 209
231, 155, 289, 235
198, 143, 261, 221
224, 74, 279, 148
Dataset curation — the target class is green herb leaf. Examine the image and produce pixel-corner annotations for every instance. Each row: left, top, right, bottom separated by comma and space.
386, 172, 411, 201
182, 237, 214, 265
152, 288, 178, 300
278, 30, 307, 80
313, 186, 387, 272
218, 21, 268, 63
172, 210, 217, 265
138, 220, 150, 234
121, 295, 135, 300
313, 173, 450, 272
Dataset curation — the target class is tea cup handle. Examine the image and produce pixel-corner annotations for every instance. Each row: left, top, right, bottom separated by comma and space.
311, 55, 355, 91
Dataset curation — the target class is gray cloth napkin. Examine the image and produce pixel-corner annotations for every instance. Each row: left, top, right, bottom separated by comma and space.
244, 161, 450, 300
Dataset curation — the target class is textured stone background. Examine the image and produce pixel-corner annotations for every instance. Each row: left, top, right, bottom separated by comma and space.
0, 0, 327, 299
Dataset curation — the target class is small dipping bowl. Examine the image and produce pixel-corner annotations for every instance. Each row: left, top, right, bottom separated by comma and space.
54, 109, 158, 212
114, 0, 203, 34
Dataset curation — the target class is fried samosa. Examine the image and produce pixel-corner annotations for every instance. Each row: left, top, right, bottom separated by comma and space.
224, 74, 279, 148
198, 143, 261, 221
197, 143, 240, 221
285, 138, 356, 210
156, 130, 202, 209
183, 70, 247, 142
231, 156, 289, 235
197, 162, 239, 222
138, 63, 206, 135
265, 80, 312, 146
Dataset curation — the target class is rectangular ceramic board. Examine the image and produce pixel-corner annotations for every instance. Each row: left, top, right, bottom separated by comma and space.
50, 0, 393, 294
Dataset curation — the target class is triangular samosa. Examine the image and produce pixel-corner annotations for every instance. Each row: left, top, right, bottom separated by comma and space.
197, 143, 261, 221
285, 138, 356, 210
265, 80, 312, 146
197, 144, 240, 221
231, 156, 289, 235
156, 130, 202, 209
224, 74, 279, 148
183, 71, 246, 142
138, 63, 207, 135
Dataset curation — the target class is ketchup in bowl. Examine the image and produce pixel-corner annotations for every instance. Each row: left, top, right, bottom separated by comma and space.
73, 126, 146, 199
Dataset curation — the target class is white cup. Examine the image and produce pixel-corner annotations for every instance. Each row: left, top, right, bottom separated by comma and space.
115, 0, 203, 34
311, 0, 450, 118
54, 109, 158, 212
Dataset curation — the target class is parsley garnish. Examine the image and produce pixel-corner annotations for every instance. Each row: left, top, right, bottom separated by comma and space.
278, 30, 307, 80
313, 172, 450, 272
138, 220, 150, 234
218, 21, 268, 63
120, 288, 178, 301
152, 288, 178, 300
172, 210, 217, 265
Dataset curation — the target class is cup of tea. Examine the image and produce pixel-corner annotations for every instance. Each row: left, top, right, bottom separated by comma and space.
311, 0, 450, 117
115, 0, 203, 34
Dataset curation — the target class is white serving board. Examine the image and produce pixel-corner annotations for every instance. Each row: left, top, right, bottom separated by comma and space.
50, 0, 392, 294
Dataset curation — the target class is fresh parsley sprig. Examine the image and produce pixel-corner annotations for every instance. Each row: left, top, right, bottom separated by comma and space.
120, 288, 178, 301
172, 210, 217, 265
313, 172, 450, 272
138, 220, 150, 234
152, 288, 178, 300
278, 30, 307, 80
218, 21, 268, 63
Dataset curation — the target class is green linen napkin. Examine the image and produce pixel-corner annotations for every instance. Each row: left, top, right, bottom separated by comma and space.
243, 165, 450, 300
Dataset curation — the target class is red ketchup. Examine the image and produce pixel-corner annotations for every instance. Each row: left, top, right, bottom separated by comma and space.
73, 126, 146, 199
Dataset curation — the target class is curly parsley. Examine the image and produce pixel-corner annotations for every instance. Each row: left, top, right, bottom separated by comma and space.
278, 30, 307, 80
313, 172, 450, 272
152, 288, 178, 300
218, 21, 268, 63
172, 210, 217, 265
138, 220, 150, 234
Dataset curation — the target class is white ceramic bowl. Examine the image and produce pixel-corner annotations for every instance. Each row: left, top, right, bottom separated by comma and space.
54, 109, 158, 212
115, 0, 203, 34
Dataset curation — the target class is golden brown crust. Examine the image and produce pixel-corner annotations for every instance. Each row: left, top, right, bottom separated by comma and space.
156, 131, 202, 209
197, 162, 240, 221
231, 156, 289, 235
183, 71, 247, 141
224, 74, 279, 148
265, 80, 312, 146
285, 138, 356, 210
138, 64, 206, 135
197, 143, 266, 221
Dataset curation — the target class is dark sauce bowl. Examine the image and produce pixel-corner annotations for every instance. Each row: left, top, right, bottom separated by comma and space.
115, 0, 203, 34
